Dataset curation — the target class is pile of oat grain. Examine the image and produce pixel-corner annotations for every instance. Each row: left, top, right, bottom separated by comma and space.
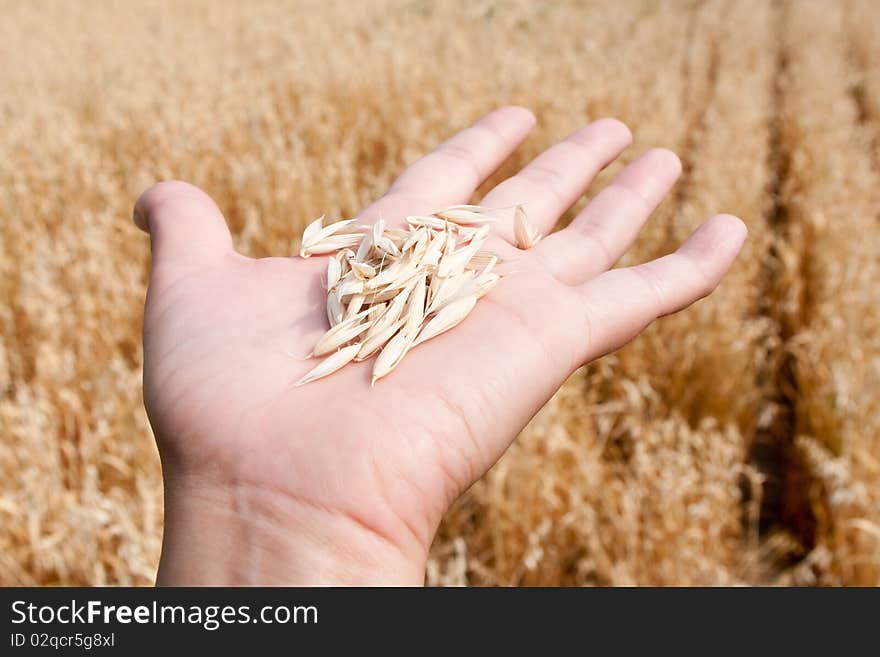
296, 205, 539, 385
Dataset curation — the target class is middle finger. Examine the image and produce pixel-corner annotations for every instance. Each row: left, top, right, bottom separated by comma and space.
479, 117, 632, 244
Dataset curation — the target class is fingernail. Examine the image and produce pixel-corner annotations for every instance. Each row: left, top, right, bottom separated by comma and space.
133, 206, 147, 231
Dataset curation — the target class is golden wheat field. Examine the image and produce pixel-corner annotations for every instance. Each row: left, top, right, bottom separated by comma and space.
1, 0, 879, 586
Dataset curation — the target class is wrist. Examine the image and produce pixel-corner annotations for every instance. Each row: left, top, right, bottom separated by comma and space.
157, 469, 426, 586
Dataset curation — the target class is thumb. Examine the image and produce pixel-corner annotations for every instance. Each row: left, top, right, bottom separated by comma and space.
133, 180, 234, 265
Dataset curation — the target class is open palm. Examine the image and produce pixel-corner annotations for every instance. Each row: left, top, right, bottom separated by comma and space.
135, 107, 745, 585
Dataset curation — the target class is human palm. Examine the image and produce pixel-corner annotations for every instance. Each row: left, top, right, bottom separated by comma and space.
135, 107, 745, 585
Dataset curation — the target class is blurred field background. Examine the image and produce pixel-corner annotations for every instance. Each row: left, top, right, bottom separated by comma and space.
1, 0, 878, 585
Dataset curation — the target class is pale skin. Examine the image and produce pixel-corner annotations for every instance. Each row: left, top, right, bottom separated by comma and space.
134, 107, 746, 585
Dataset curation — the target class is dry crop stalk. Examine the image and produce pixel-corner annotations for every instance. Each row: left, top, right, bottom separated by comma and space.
295, 205, 530, 386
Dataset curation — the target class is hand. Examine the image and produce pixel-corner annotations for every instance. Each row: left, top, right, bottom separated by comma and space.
134, 107, 746, 585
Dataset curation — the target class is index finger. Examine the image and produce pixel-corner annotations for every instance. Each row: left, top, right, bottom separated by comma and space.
358, 106, 536, 224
